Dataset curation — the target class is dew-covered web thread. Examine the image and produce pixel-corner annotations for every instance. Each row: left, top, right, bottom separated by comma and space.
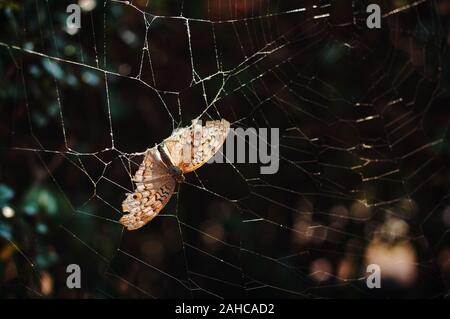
1, 0, 450, 298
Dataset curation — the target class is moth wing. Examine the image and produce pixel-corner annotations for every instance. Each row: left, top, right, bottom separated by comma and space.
120, 148, 176, 231
163, 119, 230, 173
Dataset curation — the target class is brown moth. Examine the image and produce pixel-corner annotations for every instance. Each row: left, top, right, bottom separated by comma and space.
120, 119, 230, 230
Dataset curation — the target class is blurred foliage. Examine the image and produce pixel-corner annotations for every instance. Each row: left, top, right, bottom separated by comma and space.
0, 0, 20, 11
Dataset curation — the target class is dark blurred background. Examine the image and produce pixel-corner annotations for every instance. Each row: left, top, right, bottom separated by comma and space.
1, 0, 450, 298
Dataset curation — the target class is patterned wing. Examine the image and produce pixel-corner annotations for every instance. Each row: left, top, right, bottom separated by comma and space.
120, 148, 176, 231
163, 119, 230, 173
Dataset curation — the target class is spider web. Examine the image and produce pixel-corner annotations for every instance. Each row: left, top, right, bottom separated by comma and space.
1, 0, 450, 298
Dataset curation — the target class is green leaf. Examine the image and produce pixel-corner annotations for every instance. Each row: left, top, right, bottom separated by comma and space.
0, 184, 14, 206
23, 187, 58, 216
0, 222, 12, 241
